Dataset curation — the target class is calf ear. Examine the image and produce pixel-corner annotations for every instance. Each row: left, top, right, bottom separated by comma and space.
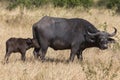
26, 38, 32, 45
32, 39, 40, 48
108, 38, 115, 43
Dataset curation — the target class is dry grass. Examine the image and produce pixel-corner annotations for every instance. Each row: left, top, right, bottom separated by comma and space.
0, 3, 120, 80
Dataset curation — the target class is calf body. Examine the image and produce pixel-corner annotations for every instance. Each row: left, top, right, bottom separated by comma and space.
5, 38, 39, 62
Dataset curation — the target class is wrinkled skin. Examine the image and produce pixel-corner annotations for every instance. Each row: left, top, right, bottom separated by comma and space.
32, 16, 117, 62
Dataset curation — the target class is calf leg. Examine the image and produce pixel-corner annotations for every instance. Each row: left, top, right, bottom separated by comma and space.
33, 48, 40, 59
4, 52, 11, 63
20, 51, 26, 61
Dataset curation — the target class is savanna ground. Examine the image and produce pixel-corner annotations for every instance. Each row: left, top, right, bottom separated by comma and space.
0, 2, 120, 80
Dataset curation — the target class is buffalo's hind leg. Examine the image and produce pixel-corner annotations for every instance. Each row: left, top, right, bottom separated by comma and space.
33, 48, 40, 59
38, 39, 48, 62
39, 47, 48, 62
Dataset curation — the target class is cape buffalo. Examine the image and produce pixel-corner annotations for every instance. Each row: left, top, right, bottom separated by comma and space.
32, 16, 117, 62
5, 38, 39, 63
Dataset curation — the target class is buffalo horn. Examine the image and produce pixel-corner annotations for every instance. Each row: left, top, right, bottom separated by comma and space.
87, 31, 101, 37
108, 27, 117, 37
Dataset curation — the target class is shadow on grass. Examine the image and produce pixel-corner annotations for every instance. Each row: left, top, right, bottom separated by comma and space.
1, 57, 83, 64
43, 57, 68, 64
42, 57, 83, 64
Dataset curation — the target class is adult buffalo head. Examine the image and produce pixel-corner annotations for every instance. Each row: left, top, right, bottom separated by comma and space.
88, 27, 117, 50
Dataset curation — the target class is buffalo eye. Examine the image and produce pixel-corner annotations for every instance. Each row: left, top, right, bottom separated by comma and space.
100, 37, 108, 44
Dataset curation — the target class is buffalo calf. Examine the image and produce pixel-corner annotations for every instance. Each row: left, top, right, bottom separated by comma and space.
5, 38, 39, 63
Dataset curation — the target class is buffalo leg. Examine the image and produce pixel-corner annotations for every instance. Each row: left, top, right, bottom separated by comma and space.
69, 45, 79, 62
39, 47, 48, 61
39, 39, 48, 62
76, 50, 83, 61
33, 48, 40, 59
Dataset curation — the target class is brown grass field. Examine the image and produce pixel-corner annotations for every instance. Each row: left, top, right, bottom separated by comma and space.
0, 3, 120, 80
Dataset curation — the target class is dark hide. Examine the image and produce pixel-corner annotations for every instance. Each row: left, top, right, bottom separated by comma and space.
5, 38, 39, 63
32, 16, 117, 62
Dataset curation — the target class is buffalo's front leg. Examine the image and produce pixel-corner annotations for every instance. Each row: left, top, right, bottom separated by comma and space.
76, 50, 83, 61
69, 45, 79, 62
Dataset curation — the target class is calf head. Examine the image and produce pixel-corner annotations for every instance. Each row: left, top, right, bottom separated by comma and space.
88, 28, 117, 50
26, 38, 40, 48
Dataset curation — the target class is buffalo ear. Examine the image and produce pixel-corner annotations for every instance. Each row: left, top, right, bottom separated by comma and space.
108, 38, 115, 43
87, 38, 95, 43
85, 35, 95, 43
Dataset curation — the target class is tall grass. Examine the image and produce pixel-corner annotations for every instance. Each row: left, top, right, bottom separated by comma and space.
4, 0, 120, 13
52, 0, 93, 8
97, 0, 120, 12
6, 0, 94, 10
0, 3, 120, 80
